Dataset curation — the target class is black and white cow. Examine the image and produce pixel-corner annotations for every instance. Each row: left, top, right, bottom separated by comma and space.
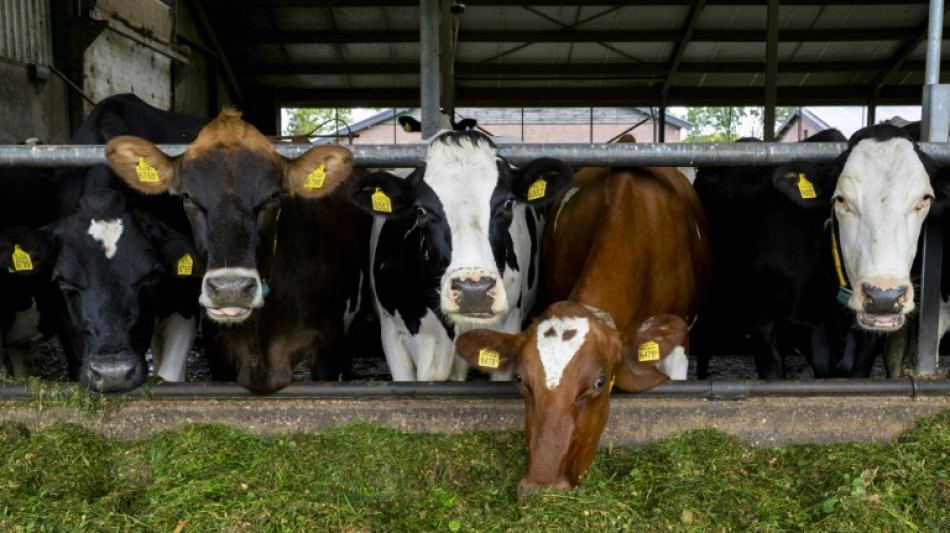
349, 130, 572, 380
0, 189, 199, 391
693, 125, 945, 378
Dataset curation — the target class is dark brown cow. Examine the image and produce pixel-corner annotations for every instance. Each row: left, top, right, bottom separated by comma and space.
456, 160, 711, 496
105, 109, 369, 392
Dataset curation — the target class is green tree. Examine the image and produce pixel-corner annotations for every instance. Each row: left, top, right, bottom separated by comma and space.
682, 106, 794, 142
283, 108, 355, 137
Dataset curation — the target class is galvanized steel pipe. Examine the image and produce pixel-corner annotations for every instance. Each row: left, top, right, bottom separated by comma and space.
6, 142, 950, 169
1, 378, 948, 401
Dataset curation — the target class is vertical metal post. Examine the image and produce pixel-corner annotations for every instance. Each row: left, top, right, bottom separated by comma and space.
657, 105, 666, 142
763, 0, 779, 141
420, 0, 441, 139
866, 98, 876, 127
439, 0, 455, 118
916, 0, 948, 376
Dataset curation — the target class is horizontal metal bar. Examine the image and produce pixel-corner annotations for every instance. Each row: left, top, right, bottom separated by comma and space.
4, 142, 950, 168
0, 378, 947, 401
202, 0, 931, 6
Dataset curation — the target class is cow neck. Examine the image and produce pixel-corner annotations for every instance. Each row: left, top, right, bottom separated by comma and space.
828, 208, 852, 306
261, 206, 281, 300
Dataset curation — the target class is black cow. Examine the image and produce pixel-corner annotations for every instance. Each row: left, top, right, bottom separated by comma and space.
0, 166, 59, 378
105, 108, 370, 393
692, 129, 885, 378
0, 94, 206, 391
0, 189, 199, 391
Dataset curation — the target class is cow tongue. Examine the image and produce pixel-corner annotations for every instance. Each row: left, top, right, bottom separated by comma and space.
208, 307, 250, 317
859, 313, 904, 329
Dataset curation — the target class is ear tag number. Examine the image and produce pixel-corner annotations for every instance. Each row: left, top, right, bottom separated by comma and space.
12, 245, 33, 272
136, 157, 160, 183
527, 178, 547, 201
177, 254, 194, 276
797, 173, 817, 199
372, 187, 393, 213
478, 347, 500, 369
306, 163, 326, 191
637, 341, 660, 362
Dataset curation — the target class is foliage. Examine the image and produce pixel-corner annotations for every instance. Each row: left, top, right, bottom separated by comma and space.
2, 412, 950, 531
683, 106, 795, 142
283, 108, 355, 137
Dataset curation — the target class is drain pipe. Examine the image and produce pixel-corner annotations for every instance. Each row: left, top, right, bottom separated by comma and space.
1, 378, 949, 401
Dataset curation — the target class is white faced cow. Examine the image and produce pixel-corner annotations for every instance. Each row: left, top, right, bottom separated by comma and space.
349, 131, 572, 381
825, 124, 944, 332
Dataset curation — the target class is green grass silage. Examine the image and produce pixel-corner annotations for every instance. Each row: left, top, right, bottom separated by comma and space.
1, 412, 949, 532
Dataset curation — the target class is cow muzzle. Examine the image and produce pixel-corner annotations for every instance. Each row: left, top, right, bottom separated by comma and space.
80, 353, 146, 392
442, 269, 507, 320
855, 280, 912, 331
200, 268, 264, 323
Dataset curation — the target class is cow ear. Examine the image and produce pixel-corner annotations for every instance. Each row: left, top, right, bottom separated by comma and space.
349, 171, 414, 217
512, 158, 574, 206
398, 116, 421, 133
455, 329, 522, 374
771, 164, 829, 206
138, 210, 201, 279
614, 314, 687, 392
106, 136, 180, 195
284, 145, 354, 199
0, 227, 59, 276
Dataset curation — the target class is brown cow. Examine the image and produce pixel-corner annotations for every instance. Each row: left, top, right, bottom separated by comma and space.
105, 109, 370, 392
456, 160, 711, 496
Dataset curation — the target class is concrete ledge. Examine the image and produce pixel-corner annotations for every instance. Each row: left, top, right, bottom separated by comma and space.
2, 395, 949, 447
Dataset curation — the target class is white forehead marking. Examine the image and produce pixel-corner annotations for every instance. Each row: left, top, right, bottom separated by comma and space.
87, 218, 124, 259
536, 316, 590, 390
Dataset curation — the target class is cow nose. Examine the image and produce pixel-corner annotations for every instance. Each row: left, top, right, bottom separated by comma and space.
861, 283, 909, 314
451, 276, 497, 314
82, 355, 142, 392
205, 274, 258, 303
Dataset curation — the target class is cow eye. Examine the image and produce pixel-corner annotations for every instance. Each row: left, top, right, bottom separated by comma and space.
832, 195, 847, 208
594, 376, 606, 389
923, 193, 936, 202
269, 190, 281, 201
57, 280, 80, 295
503, 198, 515, 210
416, 206, 428, 217
513, 374, 522, 383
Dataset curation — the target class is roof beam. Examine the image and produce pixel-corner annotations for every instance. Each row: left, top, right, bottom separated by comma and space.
237, 60, 939, 76
661, 0, 706, 100
225, 27, 936, 44
872, 6, 949, 95
275, 85, 923, 107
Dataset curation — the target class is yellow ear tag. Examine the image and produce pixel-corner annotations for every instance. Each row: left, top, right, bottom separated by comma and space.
637, 341, 660, 362
608, 375, 616, 392
371, 187, 393, 213
177, 253, 194, 276
478, 347, 500, 369
527, 177, 547, 201
797, 173, 817, 199
306, 163, 326, 191
12, 245, 33, 272
403, 122, 413, 132
136, 157, 160, 183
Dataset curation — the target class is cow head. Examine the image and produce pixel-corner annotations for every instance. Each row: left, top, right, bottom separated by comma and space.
106, 108, 354, 324
821, 124, 944, 330
456, 301, 686, 497
0, 188, 198, 392
350, 131, 571, 327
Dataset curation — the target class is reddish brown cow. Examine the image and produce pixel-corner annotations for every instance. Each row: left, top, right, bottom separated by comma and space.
456, 161, 711, 496
104, 109, 369, 392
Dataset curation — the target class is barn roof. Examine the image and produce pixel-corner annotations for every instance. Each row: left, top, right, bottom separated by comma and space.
199, 1, 950, 110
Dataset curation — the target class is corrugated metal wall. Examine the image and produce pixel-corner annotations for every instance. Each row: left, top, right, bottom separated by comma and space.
0, 0, 52, 65
173, 0, 231, 119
